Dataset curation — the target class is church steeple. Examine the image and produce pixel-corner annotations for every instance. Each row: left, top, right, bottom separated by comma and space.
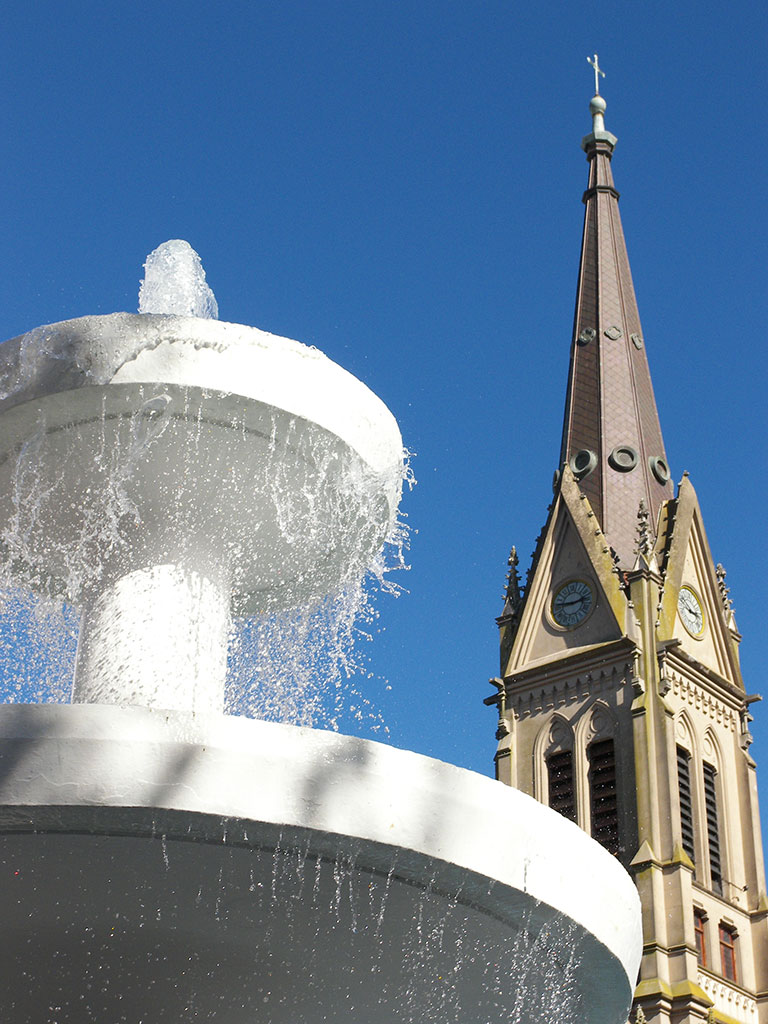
559, 82, 673, 568
490, 64, 768, 1024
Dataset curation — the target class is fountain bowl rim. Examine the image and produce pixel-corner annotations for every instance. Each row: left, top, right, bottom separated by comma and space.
0, 701, 642, 1012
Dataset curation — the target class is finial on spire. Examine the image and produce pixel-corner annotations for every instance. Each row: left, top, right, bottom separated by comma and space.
716, 563, 734, 615
502, 546, 522, 611
635, 499, 652, 559
587, 54, 605, 96
586, 54, 607, 133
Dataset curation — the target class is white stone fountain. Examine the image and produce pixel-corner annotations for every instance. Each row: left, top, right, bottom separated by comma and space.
0, 242, 641, 1022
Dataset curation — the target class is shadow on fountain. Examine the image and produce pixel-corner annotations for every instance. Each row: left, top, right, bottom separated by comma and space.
0, 702, 638, 1023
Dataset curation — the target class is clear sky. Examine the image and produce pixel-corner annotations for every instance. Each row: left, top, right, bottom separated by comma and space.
1, 3, 766, 840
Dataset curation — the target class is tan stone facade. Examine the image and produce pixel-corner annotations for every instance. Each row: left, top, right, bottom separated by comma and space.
489, 101, 768, 1024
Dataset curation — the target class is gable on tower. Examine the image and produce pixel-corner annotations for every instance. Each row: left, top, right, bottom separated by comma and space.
501, 465, 625, 676
656, 474, 743, 687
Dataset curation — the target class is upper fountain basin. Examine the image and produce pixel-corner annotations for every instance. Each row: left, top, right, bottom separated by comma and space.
0, 314, 404, 610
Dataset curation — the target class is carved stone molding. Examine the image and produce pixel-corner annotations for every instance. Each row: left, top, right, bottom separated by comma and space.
586, 704, 615, 742
675, 716, 693, 745
697, 970, 757, 1024
509, 662, 631, 719
669, 671, 737, 731
548, 716, 572, 751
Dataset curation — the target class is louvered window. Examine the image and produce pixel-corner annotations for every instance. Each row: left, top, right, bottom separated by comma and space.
677, 746, 695, 863
588, 738, 619, 854
703, 762, 722, 895
547, 751, 576, 822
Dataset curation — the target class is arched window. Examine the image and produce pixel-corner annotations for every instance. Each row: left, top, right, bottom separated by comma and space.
536, 716, 576, 822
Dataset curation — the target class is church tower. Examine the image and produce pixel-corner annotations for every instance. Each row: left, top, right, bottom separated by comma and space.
487, 71, 768, 1024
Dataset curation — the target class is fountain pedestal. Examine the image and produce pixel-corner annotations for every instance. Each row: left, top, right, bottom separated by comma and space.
73, 564, 231, 712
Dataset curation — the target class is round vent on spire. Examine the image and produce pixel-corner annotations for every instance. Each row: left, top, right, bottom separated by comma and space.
569, 449, 598, 480
608, 446, 639, 473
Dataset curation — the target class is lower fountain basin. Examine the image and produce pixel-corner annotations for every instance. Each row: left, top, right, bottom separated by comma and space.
0, 704, 641, 1023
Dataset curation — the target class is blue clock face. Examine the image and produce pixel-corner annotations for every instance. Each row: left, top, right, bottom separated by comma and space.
552, 579, 594, 628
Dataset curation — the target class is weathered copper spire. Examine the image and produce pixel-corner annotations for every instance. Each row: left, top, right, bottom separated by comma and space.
559, 71, 673, 567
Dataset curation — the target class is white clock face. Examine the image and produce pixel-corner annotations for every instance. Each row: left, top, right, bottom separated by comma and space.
678, 585, 705, 637
551, 579, 594, 628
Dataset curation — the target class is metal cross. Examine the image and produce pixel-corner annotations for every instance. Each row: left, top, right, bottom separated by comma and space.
587, 53, 605, 95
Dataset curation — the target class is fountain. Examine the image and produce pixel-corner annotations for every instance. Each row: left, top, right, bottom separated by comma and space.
0, 243, 641, 1022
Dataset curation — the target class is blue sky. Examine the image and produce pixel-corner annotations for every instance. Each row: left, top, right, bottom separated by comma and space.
1, 3, 766, 839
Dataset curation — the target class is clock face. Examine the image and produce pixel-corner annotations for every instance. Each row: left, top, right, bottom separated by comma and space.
551, 579, 594, 628
678, 585, 705, 637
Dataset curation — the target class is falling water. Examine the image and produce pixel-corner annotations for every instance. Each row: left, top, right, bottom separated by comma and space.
152, 830, 586, 1024
0, 241, 410, 727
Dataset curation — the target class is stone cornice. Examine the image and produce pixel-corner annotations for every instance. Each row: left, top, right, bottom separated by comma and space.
503, 636, 637, 692
504, 658, 633, 719
668, 669, 738, 732
663, 644, 746, 707
691, 880, 757, 918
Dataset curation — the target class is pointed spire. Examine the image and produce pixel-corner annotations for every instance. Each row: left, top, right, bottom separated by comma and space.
503, 547, 521, 602
501, 546, 522, 616
559, 67, 674, 567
